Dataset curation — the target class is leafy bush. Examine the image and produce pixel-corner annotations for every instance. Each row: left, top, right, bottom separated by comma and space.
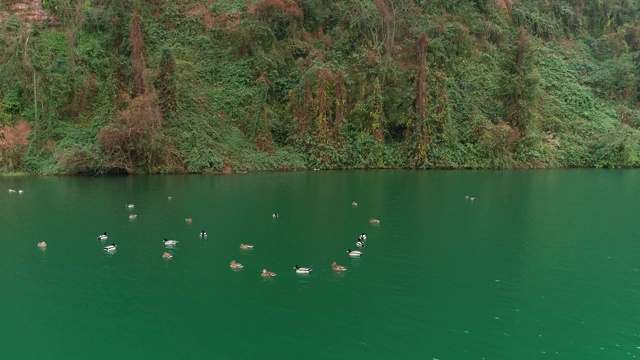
1, 88, 22, 115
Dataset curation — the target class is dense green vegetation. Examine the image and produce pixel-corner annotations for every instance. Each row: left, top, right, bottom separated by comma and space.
2, 0, 640, 174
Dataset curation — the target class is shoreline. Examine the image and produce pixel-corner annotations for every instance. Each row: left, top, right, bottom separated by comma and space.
1, 165, 627, 177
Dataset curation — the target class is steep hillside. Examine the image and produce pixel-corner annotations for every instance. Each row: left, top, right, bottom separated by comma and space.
1, 0, 640, 174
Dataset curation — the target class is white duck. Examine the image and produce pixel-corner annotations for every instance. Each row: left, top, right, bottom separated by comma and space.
163, 239, 179, 246
97, 232, 108, 241
126, 204, 135, 209
293, 265, 313, 274
356, 239, 365, 247
347, 249, 363, 257
199, 231, 207, 238
104, 244, 117, 252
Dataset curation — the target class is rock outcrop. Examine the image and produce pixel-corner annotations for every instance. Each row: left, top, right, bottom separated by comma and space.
0, 0, 57, 27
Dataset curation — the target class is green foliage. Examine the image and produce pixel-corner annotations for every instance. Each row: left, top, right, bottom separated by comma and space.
22, 143, 57, 174
593, 33, 629, 60
75, 32, 110, 77
30, 30, 75, 121
4, 16, 21, 31
5, 0, 640, 174
500, 28, 540, 130
594, 125, 640, 168
582, 0, 639, 36
426, 21, 474, 76
586, 54, 636, 101
512, 5, 556, 39
2, 88, 23, 115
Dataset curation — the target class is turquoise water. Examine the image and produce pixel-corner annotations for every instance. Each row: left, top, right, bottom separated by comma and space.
1, 170, 639, 359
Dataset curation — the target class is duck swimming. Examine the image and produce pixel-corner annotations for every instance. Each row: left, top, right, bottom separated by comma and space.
126, 204, 135, 209
104, 244, 117, 252
262, 269, 277, 277
37, 241, 47, 248
129, 214, 137, 220
332, 262, 347, 271
230, 260, 244, 269
163, 239, 179, 246
356, 239, 365, 247
185, 218, 193, 223
358, 233, 367, 241
240, 244, 254, 250
370, 219, 380, 224
272, 213, 279, 218
200, 231, 207, 238
293, 265, 313, 274
347, 249, 363, 257
162, 251, 173, 259
97, 232, 108, 241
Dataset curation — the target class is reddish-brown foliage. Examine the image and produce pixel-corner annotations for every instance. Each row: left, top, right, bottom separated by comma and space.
366, 50, 378, 65
0, 121, 31, 148
66, 72, 97, 117
435, 81, 448, 133
373, 0, 394, 59
498, 122, 521, 151
416, 33, 428, 122
186, 2, 216, 28
130, 12, 147, 96
0, 121, 32, 169
315, 69, 332, 144
156, 52, 176, 116
373, 0, 391, 21
333, 71, 345, 140
292, 79, 313, 136
316, 29, 332, 47
248, 0, 301, 18
494, 0, 510, 11
98, 94, 182, 173
302, 31, 314, 42
256, 117, 275, 153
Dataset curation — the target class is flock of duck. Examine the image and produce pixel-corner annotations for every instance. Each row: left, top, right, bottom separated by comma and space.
258, 230, 368, 277
32, 195, 382, 278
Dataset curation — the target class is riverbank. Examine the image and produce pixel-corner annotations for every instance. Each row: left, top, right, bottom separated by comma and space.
2, 1, 640, 174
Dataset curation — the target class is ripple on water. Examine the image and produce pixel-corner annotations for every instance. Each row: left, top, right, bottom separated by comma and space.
3, 171, 640, 359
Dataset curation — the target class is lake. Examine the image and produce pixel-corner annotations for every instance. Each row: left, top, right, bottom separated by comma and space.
1, 170, 639, 359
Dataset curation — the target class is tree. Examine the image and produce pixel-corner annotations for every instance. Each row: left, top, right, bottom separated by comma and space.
501, 27, 539, 130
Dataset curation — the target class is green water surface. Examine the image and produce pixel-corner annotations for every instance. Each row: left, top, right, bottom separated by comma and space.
1, 170, 639, 359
